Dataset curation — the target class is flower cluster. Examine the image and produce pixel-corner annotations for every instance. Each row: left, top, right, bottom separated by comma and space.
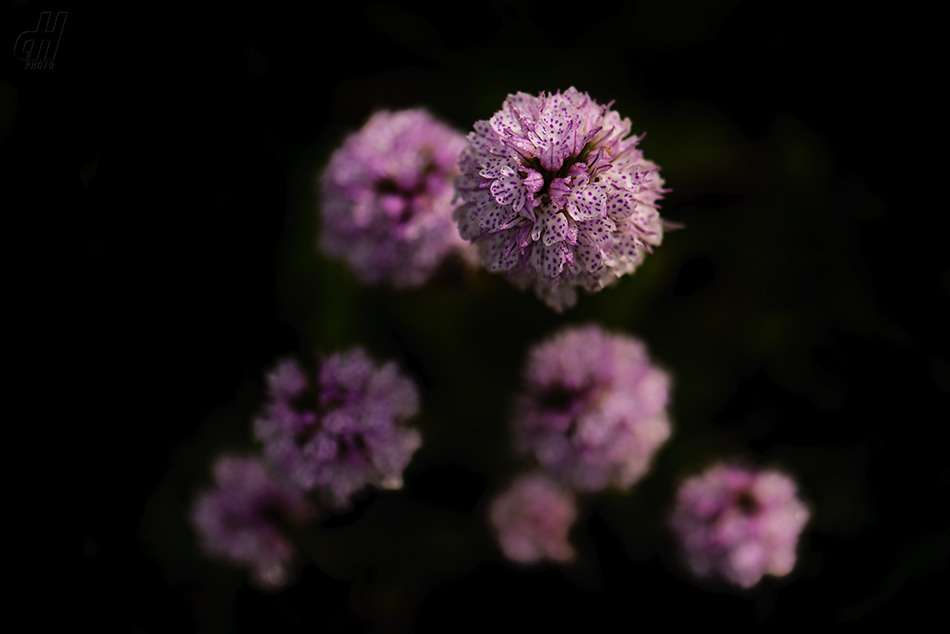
670, 463, 810, 588
454, 87, 669, 311
191, 456, 312, 590
191, 85, 817, 604
254, 348, 422, 508
313, 96, 676, 572
319, 109, 474, 287
489, 472, 577, 564
513, 324, 672, 491
488, 324, 671, 564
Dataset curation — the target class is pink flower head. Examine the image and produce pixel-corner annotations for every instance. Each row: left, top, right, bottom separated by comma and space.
489, 473, 577, 564
513, 325, 672, 491
190, 456, 312, 589
254, 349, 422, 508
319, 109, 474, 287
454, 88, 670, 311
670, 463, 810, 588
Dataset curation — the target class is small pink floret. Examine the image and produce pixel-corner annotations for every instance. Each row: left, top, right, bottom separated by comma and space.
319, 109, 475, 287
514, 325, 672, 491
670, 463, 810, 588
489, 473, 578, 564
190, 456, 312, 589
254, 348, 422, 508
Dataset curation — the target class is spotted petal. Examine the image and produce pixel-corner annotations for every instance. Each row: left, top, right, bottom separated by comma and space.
630, 203, 660, 231
538, 242, 568, 278
536, 95, 577, 172
575, 242, 605, 273
542, 209, 570, 246
477, 227, 522, 272
453, 203, 481, 240
459, 122, 500, 170
564, 183, 608, 221
608, 232, 646, 270
579, 216, 615, 248
490, 173, 527, 212
528, 240, 544, 274
480, 155, 516, 180
602, 157, 654, 192
606, 190, 638, 221
471, 190, 519, 233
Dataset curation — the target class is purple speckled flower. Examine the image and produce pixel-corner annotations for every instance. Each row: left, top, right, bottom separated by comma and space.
513, 325, 672, 491
670, 463, 810, 588
319, 109, 475, 287
454, 87, 671, 311
489, 472, 577, 564
254, 348, 421, 508
191, 455, 312, 589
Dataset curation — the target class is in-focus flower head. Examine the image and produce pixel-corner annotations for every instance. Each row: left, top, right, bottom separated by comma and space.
454, 88, 672, 311
513, 325, 672, 491
254, 348, 422, 508
489, 472, 577, 564
670, 463, 810, 588
319, 109, 475, 287
191, 455, 312, 590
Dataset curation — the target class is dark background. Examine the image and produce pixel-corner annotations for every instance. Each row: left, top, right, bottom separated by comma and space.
3, 0, 946, 631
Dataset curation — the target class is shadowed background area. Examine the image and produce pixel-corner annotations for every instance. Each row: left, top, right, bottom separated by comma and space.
3, 0, 945, 631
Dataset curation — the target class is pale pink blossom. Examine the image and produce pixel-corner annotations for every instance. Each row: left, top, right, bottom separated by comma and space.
489, 473, 578, 564
513, 325, 671, 491
320, 109, 474, 287
670, 463, 810, 588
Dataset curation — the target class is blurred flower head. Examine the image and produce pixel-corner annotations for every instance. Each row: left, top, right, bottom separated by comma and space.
319, 109, 475, 287
513, 325, 672, 491
454, 87, 670, 311
190, 455, 312, 590
254, 348, 422, 508
670, 463, 810, 588
489, 472, 577, 564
